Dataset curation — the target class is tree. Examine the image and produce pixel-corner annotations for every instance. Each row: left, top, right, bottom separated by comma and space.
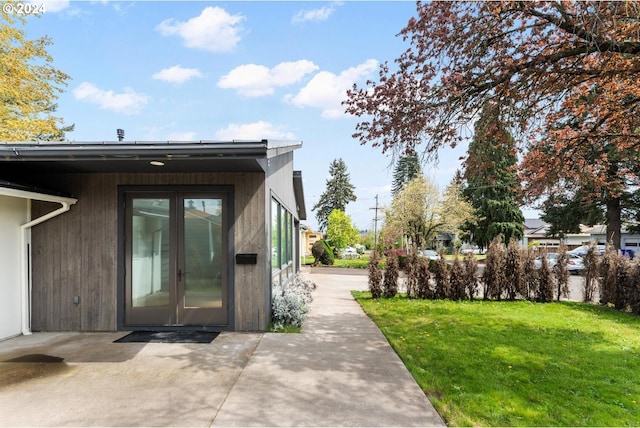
383, 175, 441, 251
325, 209, 359, 251
522, 81, 640, 249
344, 2, 640, 249
1, 7, 73, 141
312, 158, 357, 232
462, 101, 524, 249
439, 171, 477, 241
345, 2, 640, 156
391, 152, 421, 196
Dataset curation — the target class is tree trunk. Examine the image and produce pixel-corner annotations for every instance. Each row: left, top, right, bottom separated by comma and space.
605, 196, 621, 250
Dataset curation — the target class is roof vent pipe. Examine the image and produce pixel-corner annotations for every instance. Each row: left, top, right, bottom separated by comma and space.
117, 129, 125, 141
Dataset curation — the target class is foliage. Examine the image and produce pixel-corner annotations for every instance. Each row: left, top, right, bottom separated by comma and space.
368, 253, 383, 299
462, 101, 524, 249
404, 250, 419, 298
382, 252, 399, 298
504, 239, 523, 301
482, 237, 506, 300
383, 175, 442, 251
391, 152, 421, 196
462, 251, 478, 301
599, 244, 622, 306
522, 247, 538, 301
311, 240, 334, 266
271, 274, 317, 331
432, 251, 450, 299
325, 209, 359, 252
439, 171, 477, 240
555, 244, 571, 301
345, 2, 640, 156
449, 254, 466, 301
353, 293, 640, 427
415, 256, 433, 300
536, 250, 556, 303
1, 7, 73, 141
582, 243, 600, 303
311, 158, 357, 232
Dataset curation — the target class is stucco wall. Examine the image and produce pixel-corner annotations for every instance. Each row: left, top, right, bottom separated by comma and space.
0, 195, 28, 340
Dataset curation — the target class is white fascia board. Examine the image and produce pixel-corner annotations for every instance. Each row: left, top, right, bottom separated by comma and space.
0, 187, 77, 205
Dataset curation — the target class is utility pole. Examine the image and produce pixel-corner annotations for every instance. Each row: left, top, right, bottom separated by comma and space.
370, 194, 380, 252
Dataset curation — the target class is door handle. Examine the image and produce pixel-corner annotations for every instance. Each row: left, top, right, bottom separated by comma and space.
178, 269, 182, 281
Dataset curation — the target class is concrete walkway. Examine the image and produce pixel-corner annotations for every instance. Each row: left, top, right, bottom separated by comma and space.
0, 269, 445, 427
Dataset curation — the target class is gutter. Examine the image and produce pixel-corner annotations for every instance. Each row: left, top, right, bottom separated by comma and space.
0, 187, 78, 335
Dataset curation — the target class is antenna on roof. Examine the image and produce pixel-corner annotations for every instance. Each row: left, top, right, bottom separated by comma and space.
117, 129, 125, 141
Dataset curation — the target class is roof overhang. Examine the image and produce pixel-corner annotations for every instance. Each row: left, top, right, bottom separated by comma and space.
0, 140, 302, 174
293, 171, 307, 221
0, 180, 77, 205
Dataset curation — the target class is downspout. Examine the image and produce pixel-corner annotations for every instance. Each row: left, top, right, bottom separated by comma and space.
20, 198, 77, 335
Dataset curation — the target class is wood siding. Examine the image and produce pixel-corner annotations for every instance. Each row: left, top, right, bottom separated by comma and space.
30, 172, 266, 332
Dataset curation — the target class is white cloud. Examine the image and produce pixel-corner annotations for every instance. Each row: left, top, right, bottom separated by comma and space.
285, 59, 378, 118
152, 65, 203, 84
218, 60, 319, 97
73, 82, 149, 115
215, 121, 296, 140
156, 6, 244, 53
291, 2, 342, 24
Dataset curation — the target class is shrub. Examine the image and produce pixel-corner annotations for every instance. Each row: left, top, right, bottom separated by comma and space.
415, 256, 433, 299
599, 244, 619, 305
405, 250, 420, 298
522, 247, 538, 301
555, 244, 570, 301
368, 253, 383, 299
504, 239, 523, 300
433, 250, 450, 299
383, 253, 399, 298
582, 243, 600, 302
483, 237, 506, 300
536, 249, 555, 303
449, 254, 466, 301
462, 251, 478, 300
311, 240, 334, 266
271, 274, 318, 331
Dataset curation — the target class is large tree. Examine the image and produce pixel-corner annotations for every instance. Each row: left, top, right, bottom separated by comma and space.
462, 101, 524, 248
325, 209, 359, 251
312, 158, 357, 232
1, 7, 73, 141
383, 175, 441, 250
439, 171, 476, 241
344, 1, 640, 248
391, 152, 421, 196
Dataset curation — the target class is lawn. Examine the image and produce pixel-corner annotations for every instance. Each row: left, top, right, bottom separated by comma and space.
352, 292, 640, 427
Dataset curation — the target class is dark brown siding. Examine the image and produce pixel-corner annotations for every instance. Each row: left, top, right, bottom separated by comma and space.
30, 172, 266, 332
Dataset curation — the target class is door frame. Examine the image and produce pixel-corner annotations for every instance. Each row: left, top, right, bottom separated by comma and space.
117, 185, 235, 331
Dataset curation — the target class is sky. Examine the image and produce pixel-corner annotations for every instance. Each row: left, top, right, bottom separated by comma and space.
17, 0, 530, 231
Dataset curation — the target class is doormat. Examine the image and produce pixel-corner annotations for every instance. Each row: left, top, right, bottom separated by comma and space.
114, 331, 219, 344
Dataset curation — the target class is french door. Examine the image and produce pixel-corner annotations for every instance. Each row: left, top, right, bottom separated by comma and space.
124, 190, 229, 327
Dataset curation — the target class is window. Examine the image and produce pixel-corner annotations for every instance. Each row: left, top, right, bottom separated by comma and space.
271, 198, 294, 287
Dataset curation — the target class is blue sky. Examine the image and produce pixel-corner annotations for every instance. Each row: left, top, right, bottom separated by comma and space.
22, 0, 477, 231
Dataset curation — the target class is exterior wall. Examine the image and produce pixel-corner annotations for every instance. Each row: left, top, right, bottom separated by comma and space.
266, 152, 297, 213
30, 172, 267, 332
304, 229, 323, 255
0, 195, 28, 340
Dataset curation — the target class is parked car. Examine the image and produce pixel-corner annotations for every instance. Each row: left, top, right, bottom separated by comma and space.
461, 244, 482, 255
340, 247, 361, 259
534, 253, 584, 274
568, 245, 605, 257
418, 249, 439, 260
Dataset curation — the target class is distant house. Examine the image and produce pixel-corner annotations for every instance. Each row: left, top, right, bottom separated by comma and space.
0, 140, 306, 341
301, 225, 323, 256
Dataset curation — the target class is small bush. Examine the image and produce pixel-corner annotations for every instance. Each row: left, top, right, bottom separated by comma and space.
271, 274, 318, 331
433, 251, 450, 299
483, 237, 506, 300
383, 253, 399, 298
536, 249, 555, 303
368, 253, 383, 299
449, 254, 466, 301
504, 239, 523, 300
582, 243, 600, 302
311, 240, 334, 266
555, 244, 570, 301
415, 256, 433, 299
405, 251, 420, 298
462, 252, 478, 300
522, 247, 538, 301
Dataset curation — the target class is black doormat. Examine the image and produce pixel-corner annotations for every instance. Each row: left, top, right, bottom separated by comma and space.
114, 331, 219, 344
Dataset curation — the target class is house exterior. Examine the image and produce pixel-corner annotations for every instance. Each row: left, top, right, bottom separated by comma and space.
0, 140, 305, 340
301, 225, 323, 256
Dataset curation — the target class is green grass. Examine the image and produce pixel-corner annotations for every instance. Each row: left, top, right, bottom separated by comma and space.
304, 255, 371, 268
353, 292, 640, 426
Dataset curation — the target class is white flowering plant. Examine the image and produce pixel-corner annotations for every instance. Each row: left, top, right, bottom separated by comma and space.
271, 274, 317, 331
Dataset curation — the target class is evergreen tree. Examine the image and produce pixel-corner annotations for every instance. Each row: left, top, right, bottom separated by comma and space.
391, 152, 421, 196
312, 158, 357, 232
462, 101, 523, 249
